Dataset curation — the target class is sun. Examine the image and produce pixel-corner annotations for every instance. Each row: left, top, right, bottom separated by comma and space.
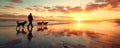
75, 18, 83, 21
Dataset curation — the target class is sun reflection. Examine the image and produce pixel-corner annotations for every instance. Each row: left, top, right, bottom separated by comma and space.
74, 18, 82, 27
71, 23, 82, 30
70, 18, 83, 30
76, 23, 81, 27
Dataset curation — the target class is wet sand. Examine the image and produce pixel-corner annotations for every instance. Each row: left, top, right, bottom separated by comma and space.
0, 22, 120, 48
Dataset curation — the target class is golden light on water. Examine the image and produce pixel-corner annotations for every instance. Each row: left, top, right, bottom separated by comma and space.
70, 18, 83, 30
73, 18, 83, 27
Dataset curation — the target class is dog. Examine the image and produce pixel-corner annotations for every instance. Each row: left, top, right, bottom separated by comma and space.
37, 21, 48, 26
16, 21, 27, 29
43, 22, 48, 26
37, 21, 44, 26
37, 21, 48, 28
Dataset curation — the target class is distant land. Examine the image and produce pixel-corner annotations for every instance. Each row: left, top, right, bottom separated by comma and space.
1, 16, 120, 24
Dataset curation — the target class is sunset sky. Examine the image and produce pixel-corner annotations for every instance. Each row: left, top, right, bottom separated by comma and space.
0, 0, 120, 20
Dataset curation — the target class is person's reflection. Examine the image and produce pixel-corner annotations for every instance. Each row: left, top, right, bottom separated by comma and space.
16, 28, 27, 35
27, 27, 33, 42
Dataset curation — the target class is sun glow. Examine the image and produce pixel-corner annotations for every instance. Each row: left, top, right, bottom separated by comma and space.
74, 18, 83, 27
75, 18, 83, 21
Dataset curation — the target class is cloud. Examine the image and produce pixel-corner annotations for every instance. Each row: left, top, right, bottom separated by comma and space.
45, 0, 118, 13
2, 4, 15, 10
85, 3, 107, 11
34, 7, 46, 12
95, 0, 105, 2
47, 6, 82, 13
26, 5, 46, 12
44, 6, 51, 9
67, 6, 82, 13
25, 0, 120, 13
105, 0, 120, 8
7, 0, 23, 3
83, 0, 120, 12
48, 6, 67, 13
26, 7, 33, 11
48, 8, 57, 12
3, 5, 14, 9
26, 5, 82, 13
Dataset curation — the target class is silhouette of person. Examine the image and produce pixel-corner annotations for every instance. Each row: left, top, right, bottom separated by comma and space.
27, 13, 33, 28
27, 27, 33, 42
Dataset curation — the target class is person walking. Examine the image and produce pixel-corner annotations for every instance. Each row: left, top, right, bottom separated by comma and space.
28, 13, 33, 28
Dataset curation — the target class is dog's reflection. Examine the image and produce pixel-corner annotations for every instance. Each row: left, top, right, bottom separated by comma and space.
16, 28, 27, 35
37, 26, 48, 31
27, 27, 33, 42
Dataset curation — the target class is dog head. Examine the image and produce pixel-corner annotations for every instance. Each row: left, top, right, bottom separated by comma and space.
17, 21, 19, 23
24, 21, 27, 23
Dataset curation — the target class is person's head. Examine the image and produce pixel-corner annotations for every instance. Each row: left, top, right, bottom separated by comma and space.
29, 13, 32, 16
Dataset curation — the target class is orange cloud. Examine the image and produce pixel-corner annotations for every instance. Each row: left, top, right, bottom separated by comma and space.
85, 4, 107, 12
84, 0, 120, 12
48, 6, 82, 13
103, 4, 113, 10
26, 5, 46, 12
7, 0, 23, 3
26, 7, 33, 11
25, 0, 120, 13
67, 6, 82, 13
3, 4, 15, 9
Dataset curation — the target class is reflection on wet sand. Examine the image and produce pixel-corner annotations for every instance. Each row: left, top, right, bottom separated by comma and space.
16, 28, 27, 35
27, 27, 33, 42
1, 23, 120, 48
81, 30, 120, 48
35, 23, 120, 48
16, 26, 33, 42
37, 25, 48, 31
2, 39, 21, 48
23, 27, 33, 48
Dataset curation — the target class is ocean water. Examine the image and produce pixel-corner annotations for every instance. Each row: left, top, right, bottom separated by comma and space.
0, 20, 120, 48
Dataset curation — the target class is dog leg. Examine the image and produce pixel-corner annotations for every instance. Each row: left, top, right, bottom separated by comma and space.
22, 26, 24, 30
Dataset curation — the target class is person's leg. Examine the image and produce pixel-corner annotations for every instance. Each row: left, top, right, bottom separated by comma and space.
28, 22, 30, 28
30, 22, 33, 28
31, 23, 33, 28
